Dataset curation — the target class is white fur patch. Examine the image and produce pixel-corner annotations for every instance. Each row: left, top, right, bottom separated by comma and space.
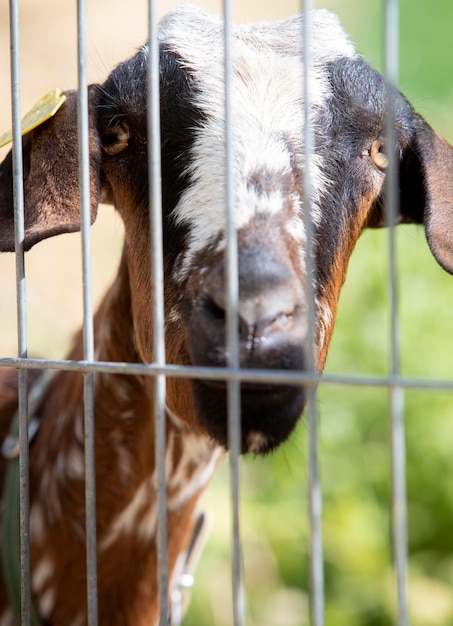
246, 431, 269, 454
317, 297, 333, 351
165, 403, 186, 430
109, 427, 134, 483
167, 444, 223, 511
54, 445, 85, 482
38, 586, 56, 619
99, 478, 157, 551
32, 557, 54, 594
99, 432, 221, 550
156, 6, 356, 282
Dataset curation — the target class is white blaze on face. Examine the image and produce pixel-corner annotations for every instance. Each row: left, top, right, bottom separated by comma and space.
157, 6, 356, 282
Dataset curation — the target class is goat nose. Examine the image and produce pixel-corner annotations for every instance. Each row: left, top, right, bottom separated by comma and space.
237, 286, 302, 343
203, 273, 306, 346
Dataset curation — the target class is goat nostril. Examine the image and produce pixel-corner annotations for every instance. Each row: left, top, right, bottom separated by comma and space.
239, 309, 298, 348
205, 299, 226, 323
271, 312, 294, 331
211, 302, 225, 322
199, 276, 305, 355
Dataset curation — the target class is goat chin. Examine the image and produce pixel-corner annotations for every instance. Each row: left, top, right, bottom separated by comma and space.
192, 379, 306, 454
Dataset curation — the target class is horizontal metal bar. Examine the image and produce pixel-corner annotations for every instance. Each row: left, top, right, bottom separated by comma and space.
1, 357, 453, 392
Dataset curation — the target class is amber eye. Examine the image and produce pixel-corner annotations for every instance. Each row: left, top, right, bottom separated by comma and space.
361, 139, 389, 171
102, 123, 130, 156
370, 139, 389, 170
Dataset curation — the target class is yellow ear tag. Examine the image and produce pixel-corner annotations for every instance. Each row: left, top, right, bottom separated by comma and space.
0, 88, 67, 149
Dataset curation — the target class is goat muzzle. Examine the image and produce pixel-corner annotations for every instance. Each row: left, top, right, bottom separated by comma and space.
184, 260, 308, 453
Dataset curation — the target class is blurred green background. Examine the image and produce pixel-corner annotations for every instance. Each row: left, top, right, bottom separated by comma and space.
185, 2, 453, 625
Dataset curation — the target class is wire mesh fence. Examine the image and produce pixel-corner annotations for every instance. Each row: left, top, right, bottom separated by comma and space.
1, 1, 453, 626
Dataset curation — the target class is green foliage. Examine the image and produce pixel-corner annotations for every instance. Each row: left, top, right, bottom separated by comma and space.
184, 3, 453, 625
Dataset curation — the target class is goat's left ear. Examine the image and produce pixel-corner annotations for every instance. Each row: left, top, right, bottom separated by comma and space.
369, 115, 453, 275
0, 86, 102, 252
406, 116, 453, 275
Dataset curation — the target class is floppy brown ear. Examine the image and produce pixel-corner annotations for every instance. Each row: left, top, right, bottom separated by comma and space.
0, 87, 101, 252
366, 115, 453, 275
407, 116, 453, 275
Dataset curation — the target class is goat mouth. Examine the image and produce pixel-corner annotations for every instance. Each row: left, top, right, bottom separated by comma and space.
192, 379, 305, 454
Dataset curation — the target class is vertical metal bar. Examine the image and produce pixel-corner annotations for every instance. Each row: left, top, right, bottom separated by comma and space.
147, 3, 169, 624
302, 2, 325, 625
223, 1, 245, 625
76, 1, 98, 624
390, 385, 408, 625
384, 2, 409, 625
385, 0, 401, 375
9, 2, 32, 623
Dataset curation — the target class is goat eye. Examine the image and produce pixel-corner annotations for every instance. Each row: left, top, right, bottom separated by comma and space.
102, 123, 130, 156
370, 139, 389, 170
361, 139, 389, 171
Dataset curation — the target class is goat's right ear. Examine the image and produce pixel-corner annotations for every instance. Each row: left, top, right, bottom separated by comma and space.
366, 115, 453, 275
0, 87, 101, 252
410, 117, 453, 275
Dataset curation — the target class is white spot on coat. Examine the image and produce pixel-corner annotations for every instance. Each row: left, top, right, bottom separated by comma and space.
167, 441, 223, 511
316, 298, 333, 350
73, 408, 84, 445
99, 478, 157, 551
38, 586, 56, 619
246, 431, 269, 454
55, 445, 84, 482
32, 557, 54, 594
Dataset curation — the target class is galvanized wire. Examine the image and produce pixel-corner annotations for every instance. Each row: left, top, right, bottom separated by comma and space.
223, 2, 245, 624
147, 2, 169, 623
9, 1, 33, 623
76, 1, 98, 623
384, 1, 410, 624
302, 2, 325, 624
2, 355, 453, 393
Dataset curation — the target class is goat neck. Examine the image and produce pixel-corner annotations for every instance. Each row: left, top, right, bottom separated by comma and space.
22, 251, 221, 626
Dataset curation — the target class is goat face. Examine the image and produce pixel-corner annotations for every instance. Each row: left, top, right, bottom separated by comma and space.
1, 7, 453, 454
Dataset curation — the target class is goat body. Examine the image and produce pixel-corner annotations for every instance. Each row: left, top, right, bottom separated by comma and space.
0, 6, 453, 625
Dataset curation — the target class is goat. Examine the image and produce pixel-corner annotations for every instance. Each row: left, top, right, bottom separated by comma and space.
0, 5, 453, 625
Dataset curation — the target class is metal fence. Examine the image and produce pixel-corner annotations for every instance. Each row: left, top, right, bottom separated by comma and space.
1, 1, 453, 626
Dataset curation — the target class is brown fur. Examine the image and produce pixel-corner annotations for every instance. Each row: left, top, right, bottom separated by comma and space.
0, 253, 221, 625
